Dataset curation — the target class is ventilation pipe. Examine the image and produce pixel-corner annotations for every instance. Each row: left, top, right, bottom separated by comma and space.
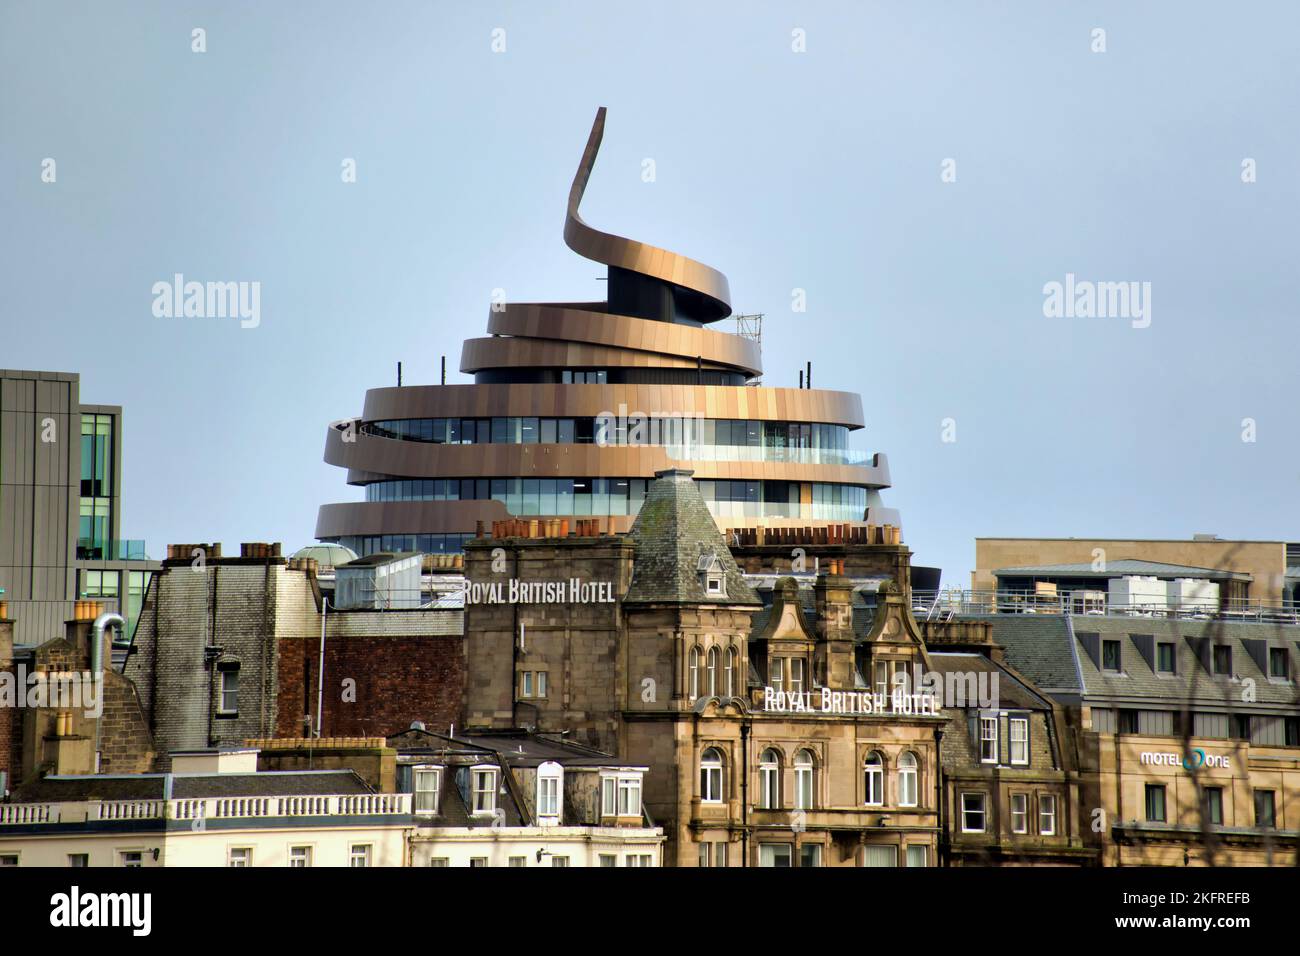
91, 611, 125, 679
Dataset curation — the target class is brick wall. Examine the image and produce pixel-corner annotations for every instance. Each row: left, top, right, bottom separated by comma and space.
276, 624, 464, 739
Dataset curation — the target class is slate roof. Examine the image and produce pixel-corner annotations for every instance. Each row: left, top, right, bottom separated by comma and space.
451, 729, 632, 768
992, 615, 1300, 709
988, 617, 1084, 694
16, 770, 372, 803
623, 469, 759, 605
1069, 618, 1300, 707
926, 652, 1053, 711
994, 559, 1250, 581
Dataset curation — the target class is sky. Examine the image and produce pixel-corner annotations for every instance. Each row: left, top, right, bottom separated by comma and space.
2, 1, 1298, 584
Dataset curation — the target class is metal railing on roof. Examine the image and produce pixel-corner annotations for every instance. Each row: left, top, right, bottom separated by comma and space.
910, 589, 1300, 625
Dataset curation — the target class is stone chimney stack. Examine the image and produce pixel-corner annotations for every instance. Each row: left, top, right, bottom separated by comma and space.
814, 568, 856, 689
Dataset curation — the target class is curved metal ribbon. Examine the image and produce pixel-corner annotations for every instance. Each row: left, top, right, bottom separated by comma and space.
564, 107, 732, 321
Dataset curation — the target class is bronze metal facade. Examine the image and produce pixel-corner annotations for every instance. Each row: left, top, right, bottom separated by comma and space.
316, 109, 898, 553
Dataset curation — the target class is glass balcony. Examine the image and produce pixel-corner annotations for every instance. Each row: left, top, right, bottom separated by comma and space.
77, 539, 149, 561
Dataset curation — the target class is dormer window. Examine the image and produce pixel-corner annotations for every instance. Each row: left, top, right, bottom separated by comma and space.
536, 761, 563, 825
471, 766, 498, 816
698, 553, 726, 598
414, 766, 442, 815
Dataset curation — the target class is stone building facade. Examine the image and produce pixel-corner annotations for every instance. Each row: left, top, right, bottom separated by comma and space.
462, 469, 947, 866
0, 603, 153, 788
125, 543, 463, 765
927, 652, 1094, 865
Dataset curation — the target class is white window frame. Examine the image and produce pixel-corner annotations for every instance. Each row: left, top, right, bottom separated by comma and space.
617, 775, 641, 816
725, 647, 737, 697
1010, 792, 1028, 834
905, 845, 928, 867
471, 766, 498, 816
289, 845, 313, 868
217, 665, 239, 715
874, 660, 890, 698
413, 765, 442, 816
979, 716, 998, 764
863, 751, 884, 806
898, 751, 918, 807
759, 749, 780, 809
1009, 716, 1029, 766
707, 646, 719, 697
794, 750, 815, 810
771, 657, 785, 694
700, 748, 724, 803
537, 762, 563, 821
688, 647, 700, 699
1039, 793, 1057, 836
961, 792, 987, 833
789, 657, 804, 696
228, 846, 252, 868
119, 850, 143, 868
349, 844, 372, 868
601, 772, 643, 817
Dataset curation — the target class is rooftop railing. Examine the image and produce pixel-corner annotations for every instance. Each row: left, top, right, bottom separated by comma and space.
0, 793, 411, 827
911, 589, 1300, 625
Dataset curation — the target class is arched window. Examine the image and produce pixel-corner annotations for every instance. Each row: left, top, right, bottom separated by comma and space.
794, 750, 815, 810
724, 647, 737, 697
863, 751, 885, 807
707, 646, 719, 697
758, 749, 781, 809
898, 751, 918, 807
700, 747, 724, 803
688, 646, 700, 699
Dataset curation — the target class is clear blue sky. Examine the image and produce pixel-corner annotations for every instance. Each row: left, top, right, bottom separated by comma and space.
3, 1, 1297, 584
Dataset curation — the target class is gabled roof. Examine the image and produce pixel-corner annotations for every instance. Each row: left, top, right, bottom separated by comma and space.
623, 469, 759, 605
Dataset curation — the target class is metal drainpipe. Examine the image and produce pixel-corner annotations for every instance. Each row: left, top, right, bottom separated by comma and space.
511, 543, 521, 727
740, 719, 750, 867
315, 596, 328, 737
934, 728, 945, 866
91, 611, 124, 772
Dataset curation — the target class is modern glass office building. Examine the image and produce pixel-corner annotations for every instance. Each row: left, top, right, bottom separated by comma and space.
0, 370, 158, 645
316, 109, 899, 556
